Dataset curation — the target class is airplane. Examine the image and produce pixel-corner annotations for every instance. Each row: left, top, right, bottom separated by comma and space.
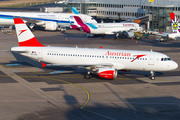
156, 13, 180, 42
0, 7, 97, 31
11, 18, 178, 80
69, 16, 143, 39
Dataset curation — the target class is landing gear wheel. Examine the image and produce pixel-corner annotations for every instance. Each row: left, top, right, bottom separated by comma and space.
150, 71, 155, 80
151, 76, 155, 80
84, 74, 92, 79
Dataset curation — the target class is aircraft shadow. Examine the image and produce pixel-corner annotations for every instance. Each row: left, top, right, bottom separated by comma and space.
15, 95, 180, 120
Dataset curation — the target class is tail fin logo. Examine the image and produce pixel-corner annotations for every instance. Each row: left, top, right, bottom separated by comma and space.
173, 21, 178, 30
18, 29, 27, 36
170, 13, 180, 33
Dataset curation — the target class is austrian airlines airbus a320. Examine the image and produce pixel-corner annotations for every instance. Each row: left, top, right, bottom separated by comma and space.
11, 18, 178, 80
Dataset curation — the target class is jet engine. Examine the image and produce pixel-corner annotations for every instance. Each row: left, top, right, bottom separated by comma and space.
44, 22, 58, 31
98, 68, 117, 79
124, 32, 134, 38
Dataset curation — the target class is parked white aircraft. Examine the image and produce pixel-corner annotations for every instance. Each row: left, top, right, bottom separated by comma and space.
70, 16, 143, 39
0, 7, 97, 31
11, 18, 178, 80
156, 13, 180, 42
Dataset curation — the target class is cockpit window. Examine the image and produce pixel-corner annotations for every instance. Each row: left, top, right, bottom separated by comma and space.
161, 58, 171, 61
91, 18, 94, 20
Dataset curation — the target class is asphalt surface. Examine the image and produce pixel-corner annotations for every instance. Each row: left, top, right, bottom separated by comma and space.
0, 29, 180, 120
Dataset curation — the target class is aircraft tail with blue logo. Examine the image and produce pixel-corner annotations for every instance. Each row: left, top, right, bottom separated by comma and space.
170, 13, 180, 33
71, 16, 91, 33
71, 7, 79, 14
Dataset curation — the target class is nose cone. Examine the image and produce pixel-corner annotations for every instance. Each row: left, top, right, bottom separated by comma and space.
171, 61, 178, 70
137, 27, 143, 32
140, 27, 144, 31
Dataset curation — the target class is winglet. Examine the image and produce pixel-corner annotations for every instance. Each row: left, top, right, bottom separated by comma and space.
72, 7, 79, 14
41, 62, 47, 68
13, 18, 44, 47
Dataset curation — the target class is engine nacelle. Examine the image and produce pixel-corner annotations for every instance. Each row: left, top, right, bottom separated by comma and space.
124, 32, 134, 38
98, 68, 117, 79
44, 22, 58, 31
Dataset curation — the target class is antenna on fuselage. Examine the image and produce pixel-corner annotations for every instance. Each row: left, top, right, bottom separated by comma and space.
150, 49, 153, 52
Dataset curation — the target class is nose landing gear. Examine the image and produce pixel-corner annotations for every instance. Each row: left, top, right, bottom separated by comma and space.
150, 71, 155, 80
84, 71, 92, 79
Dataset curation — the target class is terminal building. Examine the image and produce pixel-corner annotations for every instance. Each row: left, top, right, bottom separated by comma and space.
64, 0, 180, 32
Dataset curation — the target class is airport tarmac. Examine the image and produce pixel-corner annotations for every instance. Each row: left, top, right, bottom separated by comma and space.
0, 29, 180, 120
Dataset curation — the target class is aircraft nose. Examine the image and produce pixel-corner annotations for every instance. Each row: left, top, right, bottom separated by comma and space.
170, 61, 178, 70
140, 27, 143, 31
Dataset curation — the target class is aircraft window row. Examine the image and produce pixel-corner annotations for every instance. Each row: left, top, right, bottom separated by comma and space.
110, 56, 147, 60
47, 53, 147, 60
161, 58, 171, 61
47, 53, 105, 58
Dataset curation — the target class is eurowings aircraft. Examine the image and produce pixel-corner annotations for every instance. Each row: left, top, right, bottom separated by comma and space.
156, 13, 180, 41
0, 7, 97, 31
70, 16, 143, 39
11, 18, 178, 80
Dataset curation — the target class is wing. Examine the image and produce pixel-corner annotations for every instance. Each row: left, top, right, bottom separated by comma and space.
22, 17, 41, 24
175, 37, 180, 40
41, 62, 126, 70
105, 29, 124, 35
41, 62, 114, 68
105, 29, 136, 35
155, 32, 169, 37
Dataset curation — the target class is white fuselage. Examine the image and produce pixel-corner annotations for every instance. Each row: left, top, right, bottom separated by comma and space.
11, 46, 178, 72
88, 23, 143, 35
0, 11, 97, 26
168, 33, 180, 39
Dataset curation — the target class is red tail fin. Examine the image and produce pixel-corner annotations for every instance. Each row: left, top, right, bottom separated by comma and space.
14, 18, 44, 47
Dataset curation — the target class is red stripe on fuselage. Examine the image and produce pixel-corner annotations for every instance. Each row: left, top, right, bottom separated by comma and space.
19, 37, 44, 47
14, 18, 25, 24
131, 54, 146, 62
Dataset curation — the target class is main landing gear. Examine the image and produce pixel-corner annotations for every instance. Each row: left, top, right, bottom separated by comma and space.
84, 71, 92, 79
114, 33, 119, 40
100, 34, 105, 39
150, 71, 155, 80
